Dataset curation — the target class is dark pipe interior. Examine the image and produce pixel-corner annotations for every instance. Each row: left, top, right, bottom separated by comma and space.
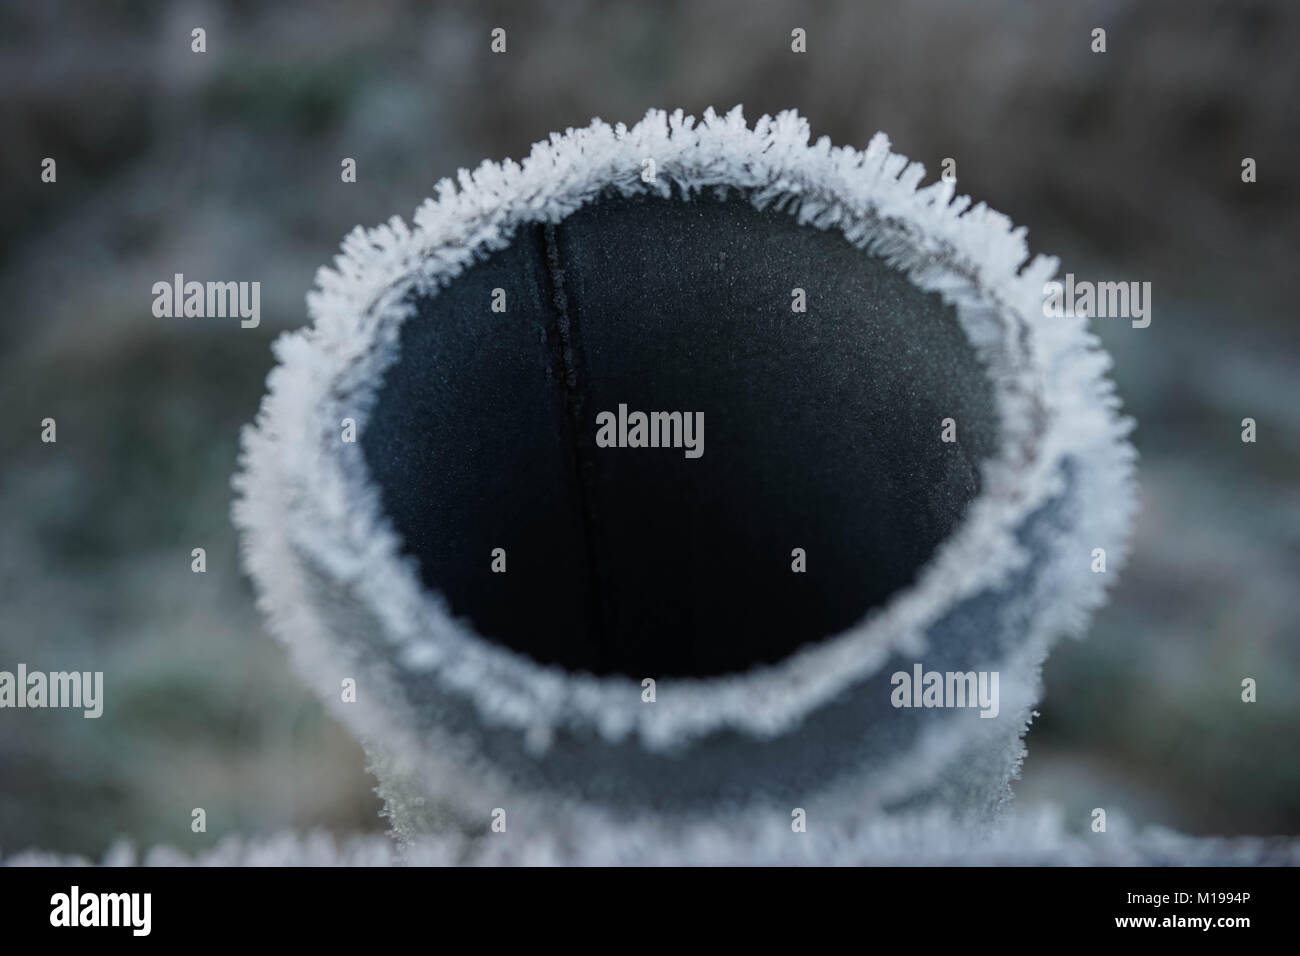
361, 191, 999, 678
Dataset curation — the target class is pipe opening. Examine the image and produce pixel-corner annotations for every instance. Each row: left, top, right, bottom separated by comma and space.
361, 192, 1000, 678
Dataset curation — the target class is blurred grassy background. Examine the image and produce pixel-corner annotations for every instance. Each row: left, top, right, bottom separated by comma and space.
1, 0, 1297, 857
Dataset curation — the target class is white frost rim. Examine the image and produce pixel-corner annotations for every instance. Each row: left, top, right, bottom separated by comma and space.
233, 106, 1136, 753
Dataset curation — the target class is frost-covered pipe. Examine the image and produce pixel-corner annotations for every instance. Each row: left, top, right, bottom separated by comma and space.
232, 107, 1136, 864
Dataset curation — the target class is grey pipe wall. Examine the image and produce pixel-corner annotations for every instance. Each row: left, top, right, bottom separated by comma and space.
232, 108, 1137, 863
